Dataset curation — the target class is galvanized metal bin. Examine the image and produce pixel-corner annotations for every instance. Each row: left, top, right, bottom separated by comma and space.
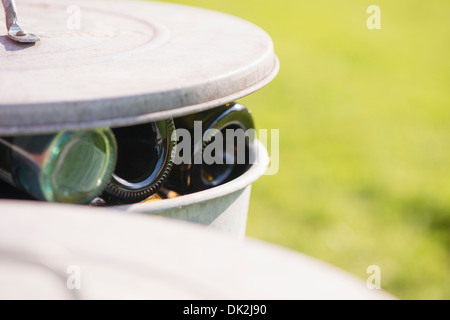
0, 0, 279, 235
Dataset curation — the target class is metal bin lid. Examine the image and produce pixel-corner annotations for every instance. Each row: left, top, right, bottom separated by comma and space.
0, 0, 279, 135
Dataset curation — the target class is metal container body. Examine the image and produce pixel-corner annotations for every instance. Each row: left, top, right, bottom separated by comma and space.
117, 140, 270, 238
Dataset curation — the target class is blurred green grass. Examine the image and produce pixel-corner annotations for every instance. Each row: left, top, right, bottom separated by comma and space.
157, 0, 450, 299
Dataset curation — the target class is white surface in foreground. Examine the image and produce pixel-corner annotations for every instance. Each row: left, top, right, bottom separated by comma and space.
0, 200, 393, 300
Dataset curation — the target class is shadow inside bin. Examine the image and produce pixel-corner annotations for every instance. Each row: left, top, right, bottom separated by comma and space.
0, 35, 36, 52
0, 180, 33, 201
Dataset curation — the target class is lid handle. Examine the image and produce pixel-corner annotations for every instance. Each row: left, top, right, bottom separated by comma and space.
2, 0, 40, 43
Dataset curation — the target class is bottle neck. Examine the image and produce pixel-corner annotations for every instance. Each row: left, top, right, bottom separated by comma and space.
167, 103, 255, 194
0, 130, 117, 204
103, 119, 176, 204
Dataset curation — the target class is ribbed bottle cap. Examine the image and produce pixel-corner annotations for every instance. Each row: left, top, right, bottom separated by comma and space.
103, 119, 176, 204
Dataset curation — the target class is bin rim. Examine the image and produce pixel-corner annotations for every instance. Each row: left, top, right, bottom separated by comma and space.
117, 139, 270, 213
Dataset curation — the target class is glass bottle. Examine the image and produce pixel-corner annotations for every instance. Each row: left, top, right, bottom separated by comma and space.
102, 119, 177, 204
0, 129, 117, 204
165, 103, 255, 194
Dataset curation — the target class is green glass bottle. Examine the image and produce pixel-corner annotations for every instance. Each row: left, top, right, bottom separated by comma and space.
165, 103, 255, 194
0, 129, 117, 204
102, 119, 177, 204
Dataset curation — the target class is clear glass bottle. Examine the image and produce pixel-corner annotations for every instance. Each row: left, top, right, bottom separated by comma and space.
0, 129, 117, 204
102, 119, 177, 204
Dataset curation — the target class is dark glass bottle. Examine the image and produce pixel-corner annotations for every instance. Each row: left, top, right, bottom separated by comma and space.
165, 103, 255, 194
0, 129, 117, 204
0, 179, 32, 200
102, 119, 177, 204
